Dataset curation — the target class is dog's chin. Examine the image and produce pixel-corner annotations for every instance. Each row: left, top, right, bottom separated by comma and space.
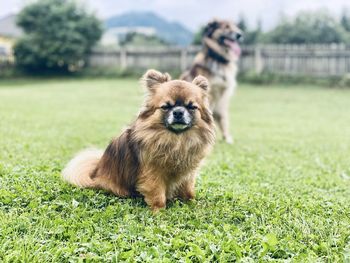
167, 123, 191, 133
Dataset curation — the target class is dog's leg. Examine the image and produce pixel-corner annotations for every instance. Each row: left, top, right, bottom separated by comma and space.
177, 175, 196, 200
108, 182, 130, 197
220, 112, 233, 144
136, 172, 166, 212
214, 106, 233, 144
211, 84, 233, 144
89, 170, 131, 197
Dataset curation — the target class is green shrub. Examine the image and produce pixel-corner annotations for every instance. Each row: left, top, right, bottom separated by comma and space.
14, 0, 102, 73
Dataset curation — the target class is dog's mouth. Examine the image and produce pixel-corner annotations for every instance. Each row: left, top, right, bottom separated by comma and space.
221, 34, 242, 57
168, 121, 191, 133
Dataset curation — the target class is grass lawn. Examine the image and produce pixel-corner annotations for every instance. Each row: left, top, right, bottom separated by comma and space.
0, 78, 349, 262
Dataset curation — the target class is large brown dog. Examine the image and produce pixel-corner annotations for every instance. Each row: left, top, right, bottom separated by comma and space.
62, 70, 215, 211
181, 19, 242, 144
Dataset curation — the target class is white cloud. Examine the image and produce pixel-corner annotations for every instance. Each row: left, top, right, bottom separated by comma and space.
0, 0, 22, 17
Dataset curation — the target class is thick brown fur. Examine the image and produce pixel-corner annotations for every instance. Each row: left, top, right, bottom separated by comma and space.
62, 70, 215, 211
181, 19, 243, 144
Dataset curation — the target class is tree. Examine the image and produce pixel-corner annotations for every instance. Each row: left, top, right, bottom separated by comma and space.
192, 26, 204, 45
237, 15, 248, 32
262, 11, 350, 44
241, 19, 262, 45
14, 0, 102, 72
341, 10, 350, 32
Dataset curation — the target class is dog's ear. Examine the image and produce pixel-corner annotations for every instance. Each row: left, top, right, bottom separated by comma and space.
192, 75, 209, 92
203, 19, 220, 37
141, 69, 171, 91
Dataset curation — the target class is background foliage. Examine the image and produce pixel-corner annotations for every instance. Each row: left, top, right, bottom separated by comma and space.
194, 10, 350, 45
14, 0, 102, 73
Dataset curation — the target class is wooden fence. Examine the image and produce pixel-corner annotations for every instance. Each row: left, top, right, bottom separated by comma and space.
89, 46, 200, 73
89, 44, 350, 77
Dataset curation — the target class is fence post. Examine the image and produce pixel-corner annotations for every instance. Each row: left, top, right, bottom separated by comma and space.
180, 48, 187, 72
120, 49, 127, 69
254, 45, 263, 75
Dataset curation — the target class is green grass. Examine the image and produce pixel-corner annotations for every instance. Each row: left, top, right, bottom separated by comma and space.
0, 78, 349, 262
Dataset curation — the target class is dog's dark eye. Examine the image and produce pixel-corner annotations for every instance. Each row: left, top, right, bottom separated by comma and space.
160, 103, 172, 110
187, 103, 198, 110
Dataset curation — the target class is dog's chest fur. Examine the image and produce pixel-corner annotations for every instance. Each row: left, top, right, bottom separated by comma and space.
187, 52, 238, 96
203, 58, 238, 104
141, 132, 206, 175
138, 131, 210, 198
209, 60, 237, 85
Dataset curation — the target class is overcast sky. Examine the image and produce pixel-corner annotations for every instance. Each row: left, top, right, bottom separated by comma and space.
1, 0, 350, 31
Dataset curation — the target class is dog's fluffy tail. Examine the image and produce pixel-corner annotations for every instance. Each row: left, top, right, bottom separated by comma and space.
62, 148, 104, 188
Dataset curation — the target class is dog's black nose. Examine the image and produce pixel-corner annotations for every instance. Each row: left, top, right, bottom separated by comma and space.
173, 108, 184, 120
235, 32, 242, 40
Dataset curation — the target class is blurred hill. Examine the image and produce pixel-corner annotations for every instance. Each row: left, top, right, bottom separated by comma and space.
105, 11, 193, 46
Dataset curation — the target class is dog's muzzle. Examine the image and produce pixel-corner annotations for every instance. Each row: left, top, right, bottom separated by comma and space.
166, 106, 192, 133
220, 32, 242, 43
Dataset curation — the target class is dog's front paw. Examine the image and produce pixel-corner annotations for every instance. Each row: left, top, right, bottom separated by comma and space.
178, 190, 195, 201
145, 196, 166, 213
151, 202, 166, 213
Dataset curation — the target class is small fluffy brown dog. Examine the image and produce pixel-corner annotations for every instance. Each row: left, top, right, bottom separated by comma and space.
181, 19, 242, 144
62, 70, 215, 211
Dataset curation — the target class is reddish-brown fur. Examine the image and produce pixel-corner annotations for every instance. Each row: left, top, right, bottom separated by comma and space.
62, 70, 215, 211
